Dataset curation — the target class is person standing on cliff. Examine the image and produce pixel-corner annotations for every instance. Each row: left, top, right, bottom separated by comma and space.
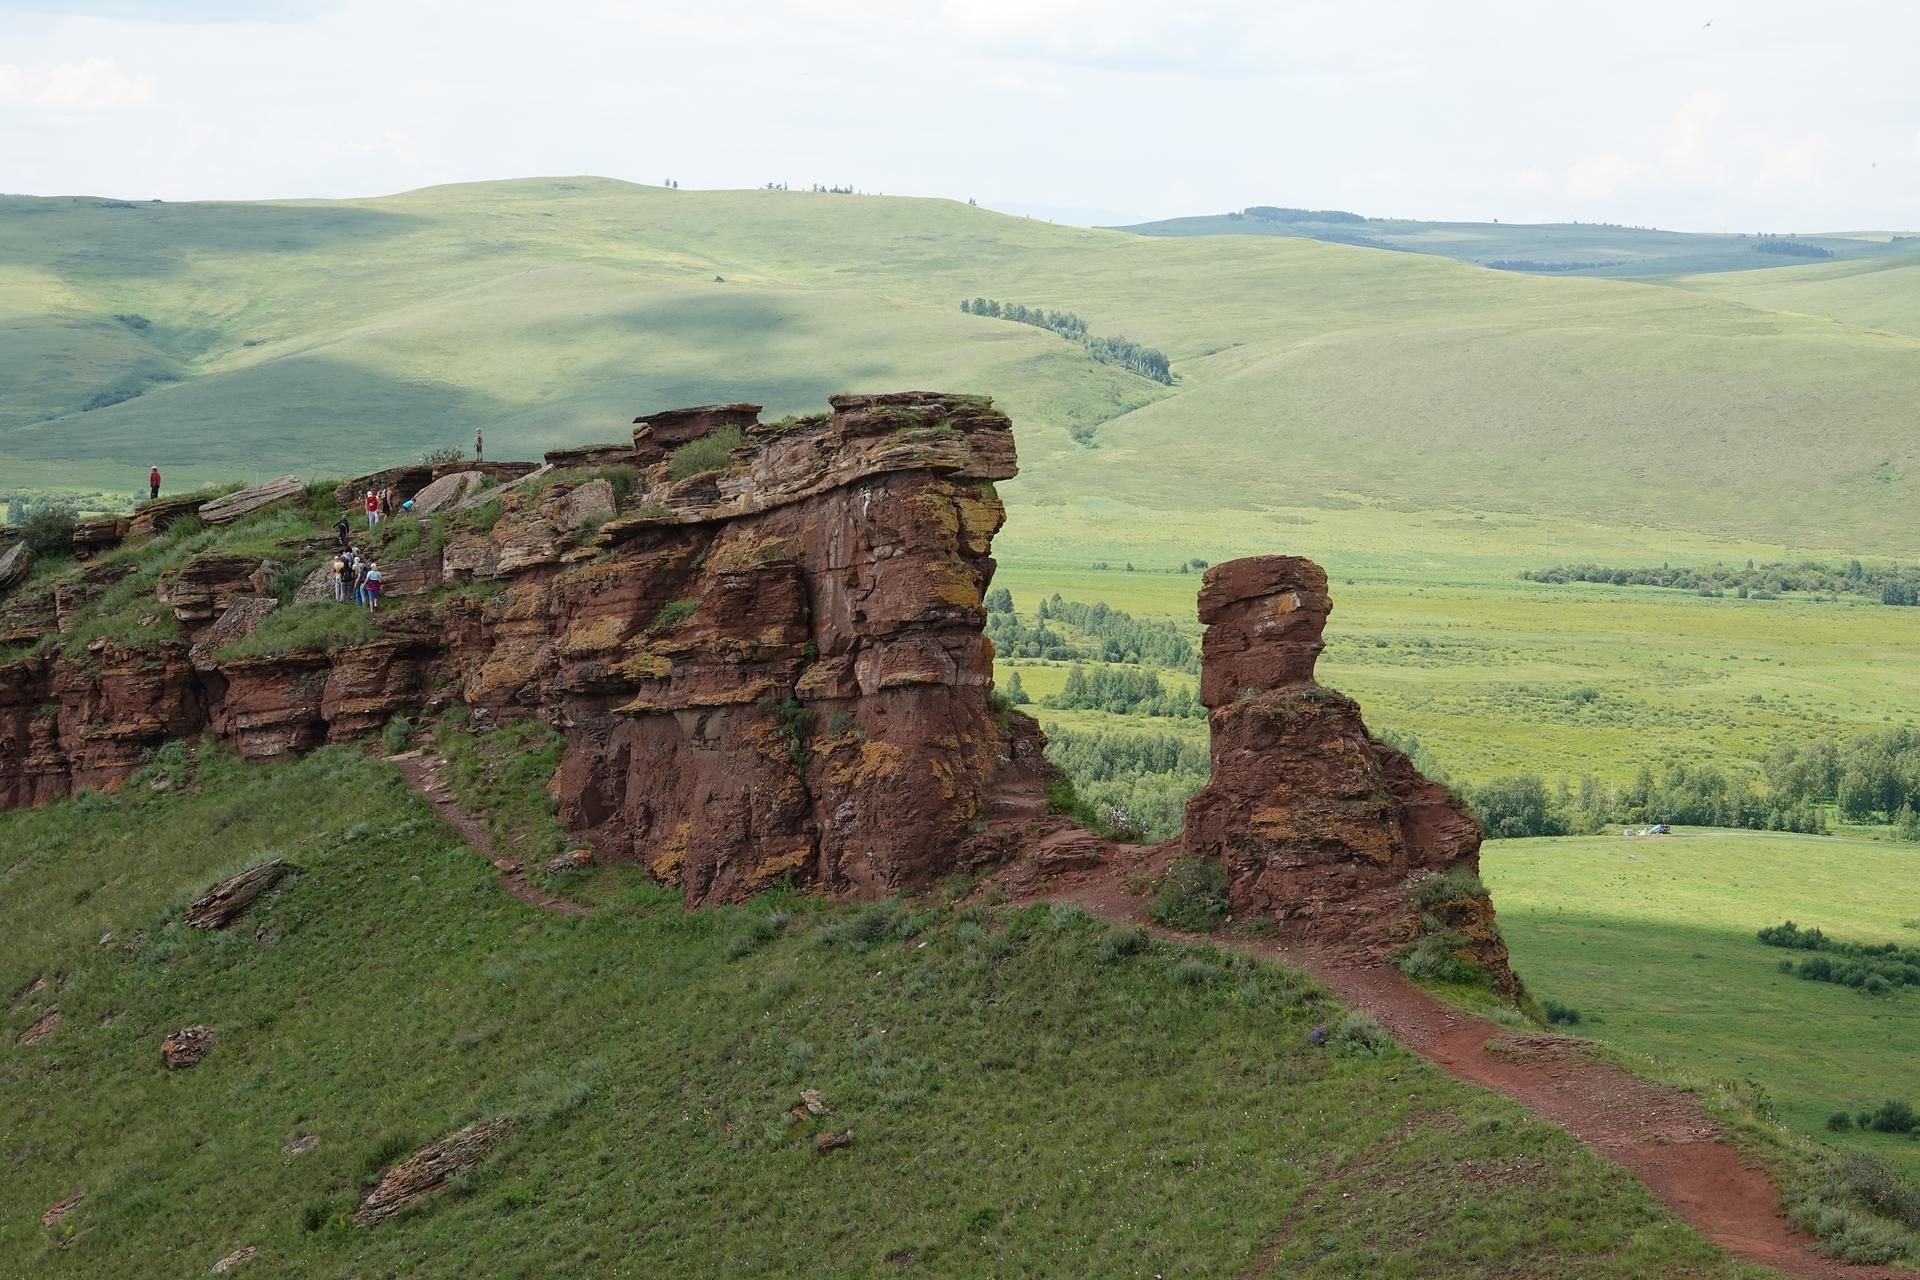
331, 550, 348, 603
364, 561, 383, 612
364, 490, 379, 529
474, 426, 484, 462
148, 466, 161, 502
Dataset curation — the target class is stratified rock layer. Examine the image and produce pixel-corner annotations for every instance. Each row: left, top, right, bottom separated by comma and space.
1182, 556, 1512, 987
1, 393, 1040, 905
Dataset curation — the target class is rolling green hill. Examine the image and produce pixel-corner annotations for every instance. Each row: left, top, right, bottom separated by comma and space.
1114, 207, 1915, 279
3, 177, 1918, 558
1672, 253, 1920, 340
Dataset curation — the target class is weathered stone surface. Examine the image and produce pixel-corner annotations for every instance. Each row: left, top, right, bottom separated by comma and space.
71, 516, 129, 560
53, 559, 137, 632
448, 463, 552, 513
282, 1134, 321, 1156
354, 1119, 513, 1227
631, 402, 761, 447
292, 562, 338, 604
544, 442, 640, 468
197, 476, 304, 526
210, 1245, 257, 1273
185, 860, 291, 929
409, 471, 485, 514
162, 1024, 215, 1069
188, 597, 279, 671
0, 393, 1044, 906
128, 493, 207, 538
0, 540, 30, 595
1182, 556, 1512, 988
159, 556, 279, 630
18, 1008, 60, 1045
41, 1190, 85, 1227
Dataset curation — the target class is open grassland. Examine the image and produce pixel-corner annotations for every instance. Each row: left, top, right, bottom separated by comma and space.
1674, 255, 1920, 341
994, 556, 1920, 787
0, 746, 1776, 1279
1484, 829, 1920, 1176
4, 179, 1918, 555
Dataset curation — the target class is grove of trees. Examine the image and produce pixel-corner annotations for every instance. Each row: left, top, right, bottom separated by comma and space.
959, 297, 1172, 384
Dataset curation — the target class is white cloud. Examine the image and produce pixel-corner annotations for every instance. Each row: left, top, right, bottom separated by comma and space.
0, 57, 154, 112
1565, 153, 1638, 201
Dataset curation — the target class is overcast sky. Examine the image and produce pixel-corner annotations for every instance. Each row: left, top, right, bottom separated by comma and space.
2, 0, 1916, 230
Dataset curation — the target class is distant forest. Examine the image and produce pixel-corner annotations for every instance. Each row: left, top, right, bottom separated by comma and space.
959, 297, 1172, 384
1239, 206, 1368, 223
1521, 559, 1920, 605
1754, 237, 1835, 259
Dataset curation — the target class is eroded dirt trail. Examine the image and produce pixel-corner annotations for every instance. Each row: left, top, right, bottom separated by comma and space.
387, 745, 590, 918
1026, 871, 1894, 1280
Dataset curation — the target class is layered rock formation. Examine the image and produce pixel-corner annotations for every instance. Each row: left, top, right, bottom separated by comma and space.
1182, 556, 1512, 986
0, 392, 1039, 903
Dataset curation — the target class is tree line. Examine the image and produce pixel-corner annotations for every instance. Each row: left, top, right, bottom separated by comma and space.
959, 297, 1172, 384
985, 590, 1197, 670
1042, 726, 1209, 842
1522, 558, 1920, 606
1043, 665, 1203, 719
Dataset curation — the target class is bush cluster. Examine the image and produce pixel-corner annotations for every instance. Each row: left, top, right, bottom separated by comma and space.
1758, 921, 1920, 994
1149, 857, 1229, 933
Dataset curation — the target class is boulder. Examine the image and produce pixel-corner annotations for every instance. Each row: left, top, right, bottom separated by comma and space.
210, 1246, 257, 1273
159, 556, 279, 629
184, 859, 291, 929
197, 476, 304, 526
292, 562, 338, 604
18, 1008, 60, 1045
354, 1119, 513, 1226
40, 1190, 85, 1227
0, 541, 30, 596
409, 471, 485, 514
70, 516, 129, 560
188, 597, 279, 670
161, 1024, 215, 1069
128, 492, 208, 538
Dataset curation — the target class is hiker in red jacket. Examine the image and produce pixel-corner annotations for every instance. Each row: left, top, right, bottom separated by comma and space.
365, 490, 380, 529
148, 467, 160, 501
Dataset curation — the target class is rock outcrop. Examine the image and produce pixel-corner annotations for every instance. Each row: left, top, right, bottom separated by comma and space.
354, 1119, 513, 1227
185, 860, 292, 929
197, 476, 304, 526
1182, 556, 1512, 987
0, 540, 30, 595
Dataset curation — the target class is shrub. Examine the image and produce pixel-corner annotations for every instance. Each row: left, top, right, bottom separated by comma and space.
383, 716, 416, 754
667, 426, 744, 481
1868, 1100, 1918, 1135
1542, 999, 1583, 1026
1828, 1111, 1854, 1131
1329, 1012, 1390, 1056
1408, 866, 1488, 909
1149, 857, 1229, 932
20, 503, 78, 559
1093, 924, 1149, 963
1169, 958, 1222, 986
1397, 933, 1476, 983
653, 598, 698, 630
418, 446, 464, 465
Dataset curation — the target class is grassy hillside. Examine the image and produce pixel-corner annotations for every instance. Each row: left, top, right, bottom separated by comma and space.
0, 745, 1773, 1279
3, 178, 1919, 555
1673, 253, 1920, 340
1115, 209, 1913, 278
1486, 829, 1920, 1177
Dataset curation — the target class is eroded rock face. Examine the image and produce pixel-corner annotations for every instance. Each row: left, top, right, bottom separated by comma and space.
355, 1119, 513, 1227
1182, 556, 1513, 988
185, 860, 291, 929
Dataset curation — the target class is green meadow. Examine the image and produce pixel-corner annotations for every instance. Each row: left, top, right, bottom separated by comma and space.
0, 747, 1772, 1280
1484, 829, 1920, 1176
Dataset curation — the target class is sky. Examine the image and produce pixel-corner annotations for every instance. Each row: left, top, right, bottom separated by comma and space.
2, 0, 1917, 231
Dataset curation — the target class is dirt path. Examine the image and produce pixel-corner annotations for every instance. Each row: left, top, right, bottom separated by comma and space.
1026, 871, 1895, 1280
386, 746, 590, 918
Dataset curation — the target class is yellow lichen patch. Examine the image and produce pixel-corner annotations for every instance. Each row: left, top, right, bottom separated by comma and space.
706, 532, 796, 573
827, 740, 903, 788
649, 822, 692, 886
930, 756, 956, 800
952, 492, 1006, 556
563, 613, 630, 656
611, 646, 672, 681
743, 716, 793, 764
905, 490, 962, 543
925, 557, 983, 609
747, 840, 813, 889
876, 668, 944, 689
611, 696, 667, 716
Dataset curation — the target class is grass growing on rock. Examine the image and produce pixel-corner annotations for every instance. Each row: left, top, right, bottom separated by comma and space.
0, 747, 1769, 1279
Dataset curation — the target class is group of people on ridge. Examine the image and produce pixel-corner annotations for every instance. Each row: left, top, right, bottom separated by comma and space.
328, 543, 382, 610
363, 487, 405, 528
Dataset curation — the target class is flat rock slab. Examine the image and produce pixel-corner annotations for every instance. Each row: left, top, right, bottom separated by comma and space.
355, 1118, 513, 1226
292, 562, 338, 604
198, 476, 304, 526
185, 860, 291, 929
410, 471, 485, 514
40, 1190, 84, 1227
188, 597, 279, 671
210, 1245, 257, 1273
0, 541, 30, 596
129, 493, 209, 538
18, 1008, 60, 1045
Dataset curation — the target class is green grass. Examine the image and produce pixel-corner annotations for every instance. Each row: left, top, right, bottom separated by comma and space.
213, 600, 381, 660
4, 179, 1916, 557
1483, 828, 1920, 1176
0, 746, 1777, 1278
